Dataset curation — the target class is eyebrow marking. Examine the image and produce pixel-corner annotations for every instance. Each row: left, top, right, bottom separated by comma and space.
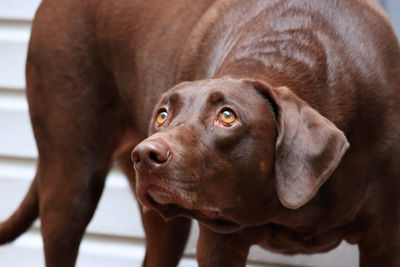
168, 92, 180, 103
168, 92, 183, 106
207, 90, 225, 106
167, 92, 184, 112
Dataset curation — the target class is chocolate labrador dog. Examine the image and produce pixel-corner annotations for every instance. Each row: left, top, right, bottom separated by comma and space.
1, 0, 400, 266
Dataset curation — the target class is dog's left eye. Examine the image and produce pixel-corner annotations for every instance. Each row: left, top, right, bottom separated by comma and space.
218, 109, 237, 126
156, 110, 168, 125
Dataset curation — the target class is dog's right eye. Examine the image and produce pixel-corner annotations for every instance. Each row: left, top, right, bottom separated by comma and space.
156, 110, 168, 126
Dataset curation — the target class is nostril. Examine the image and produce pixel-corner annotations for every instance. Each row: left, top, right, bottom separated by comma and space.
131, 150, 141, 165
149, 150, 169, 164
149, 151, 159, 163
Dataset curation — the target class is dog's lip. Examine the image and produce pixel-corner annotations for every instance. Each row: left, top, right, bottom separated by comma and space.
141, 186, 241, 233
147, 186, 176, 205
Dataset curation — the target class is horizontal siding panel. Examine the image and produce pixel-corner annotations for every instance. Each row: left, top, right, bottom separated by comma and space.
384, 0, 400, 37
0, 0, 41, 21
0, 92, 37, 158
0, 22, 31, 90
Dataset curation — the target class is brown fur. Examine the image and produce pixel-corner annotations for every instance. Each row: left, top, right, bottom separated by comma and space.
1, 0, 400, 266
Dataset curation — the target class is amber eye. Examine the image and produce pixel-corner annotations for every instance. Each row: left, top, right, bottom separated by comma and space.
156, 110, 168, 125
218, 109, 237, 126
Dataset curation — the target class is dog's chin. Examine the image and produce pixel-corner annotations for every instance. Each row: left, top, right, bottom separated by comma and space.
140, 186, 242, 234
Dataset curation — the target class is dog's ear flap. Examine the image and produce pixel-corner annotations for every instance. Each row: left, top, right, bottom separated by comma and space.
245, 79, 349, 209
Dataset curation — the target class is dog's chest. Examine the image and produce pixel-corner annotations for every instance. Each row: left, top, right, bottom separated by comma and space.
258, 225, 344, 255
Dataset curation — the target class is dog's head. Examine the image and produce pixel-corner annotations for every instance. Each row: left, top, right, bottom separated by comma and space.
132, 77, 349, 233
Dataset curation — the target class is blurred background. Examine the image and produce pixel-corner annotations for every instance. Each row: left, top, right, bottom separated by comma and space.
0, 1, 398, 266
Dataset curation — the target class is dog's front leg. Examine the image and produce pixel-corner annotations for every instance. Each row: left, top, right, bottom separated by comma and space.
140, 211, 191, 267
196, 224, 250, 267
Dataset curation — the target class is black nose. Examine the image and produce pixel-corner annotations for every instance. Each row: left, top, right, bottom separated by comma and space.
131, 139, 171, 170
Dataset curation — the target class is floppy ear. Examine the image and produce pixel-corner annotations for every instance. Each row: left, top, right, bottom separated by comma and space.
247, 80, 349, 209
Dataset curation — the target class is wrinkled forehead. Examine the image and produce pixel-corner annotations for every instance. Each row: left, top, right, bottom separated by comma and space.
157, 78, 262, 109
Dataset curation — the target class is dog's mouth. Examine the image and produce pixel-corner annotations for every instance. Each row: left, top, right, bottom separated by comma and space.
143, 188, 241, 233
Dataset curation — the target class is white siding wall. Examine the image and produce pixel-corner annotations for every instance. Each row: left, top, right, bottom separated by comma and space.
1, 0, 398, 266
379, 0, 400, 38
